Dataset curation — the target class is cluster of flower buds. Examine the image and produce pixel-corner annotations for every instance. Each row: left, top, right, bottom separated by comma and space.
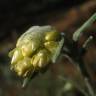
9, 26, 64, 77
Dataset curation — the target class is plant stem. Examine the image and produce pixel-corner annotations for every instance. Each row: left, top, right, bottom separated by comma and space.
82, 36, 93, 48
59, 76, 89, 96
84, 78, 95, 96
73, 13, 96, 41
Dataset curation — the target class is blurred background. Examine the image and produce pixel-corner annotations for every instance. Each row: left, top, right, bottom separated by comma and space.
0, 0, 96, 96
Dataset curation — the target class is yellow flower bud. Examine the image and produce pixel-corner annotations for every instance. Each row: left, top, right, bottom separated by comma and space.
31, 49, 51, 69
21, 39, 40, 57
11, 48, 23, 64
13, 57, 33, 77
45, 30, 60, 41
44, 41, 58, 54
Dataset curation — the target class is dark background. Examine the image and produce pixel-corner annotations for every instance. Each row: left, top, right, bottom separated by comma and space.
0, 0, 96, 96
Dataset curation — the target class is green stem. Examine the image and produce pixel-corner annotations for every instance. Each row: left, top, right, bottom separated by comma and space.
84, 78, 95, 96
82, 36, 93, 48
73, 13, 96, 41
22, 68, 35, 88
59, 76, 89, 96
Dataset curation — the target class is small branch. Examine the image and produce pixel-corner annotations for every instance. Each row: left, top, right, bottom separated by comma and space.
61, 54, 95, 96
82, 36, 93, 48
84, 78, 95, 96
58, 76, 89, 96
73, 13, 96, 42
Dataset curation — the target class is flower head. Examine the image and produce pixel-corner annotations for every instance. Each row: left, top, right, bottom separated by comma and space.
9, 25, 64, 81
